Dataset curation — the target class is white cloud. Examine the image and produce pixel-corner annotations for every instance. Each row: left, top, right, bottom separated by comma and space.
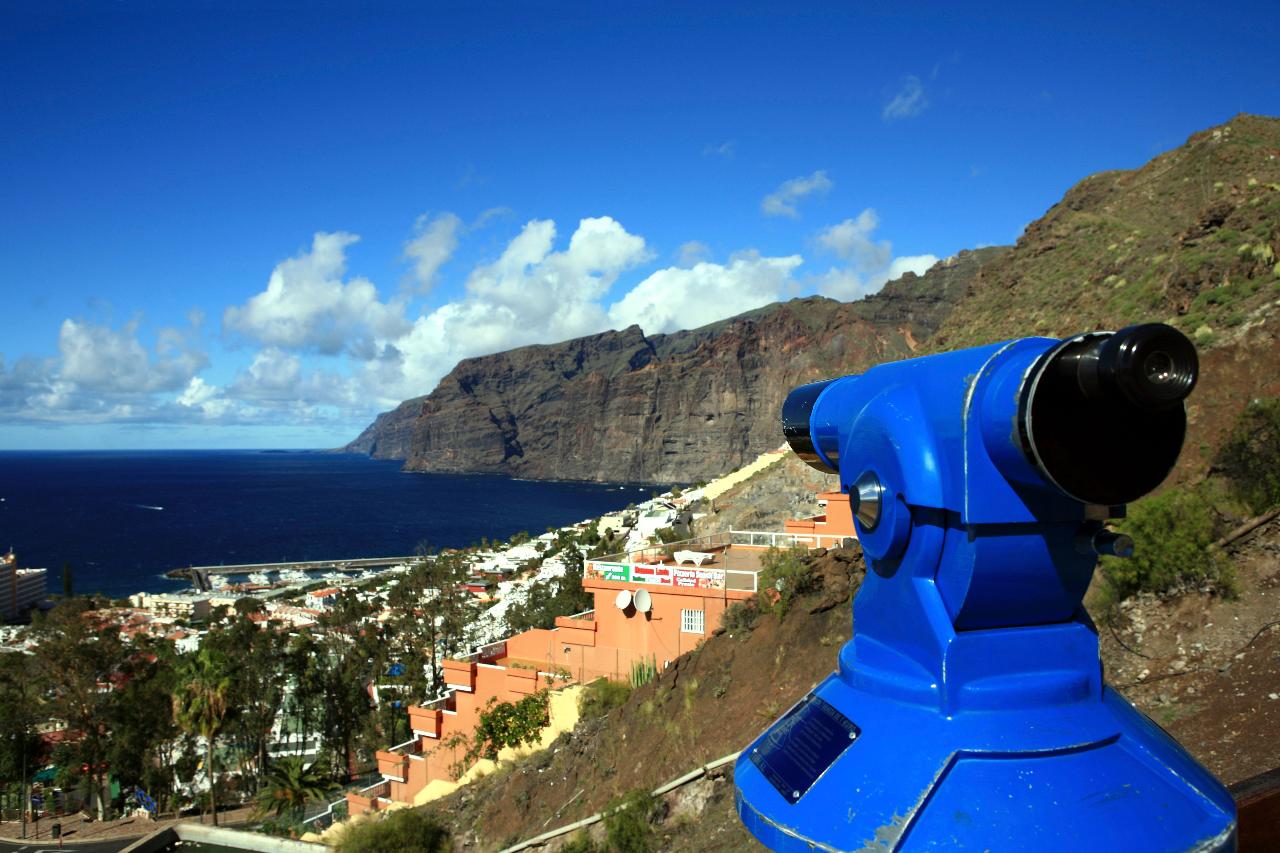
58, 318, 206, 394
815, 210, 891, 270
761, 170, 832, 218
676, 240, 711, 267
814, 254, 938, 301
608, 252, 803, 334
223, 232, 409, 357
812, 210, 937, 300
6, 206, 942, 432
177, 377, 235, 419
386, 216, 653, 402
883, 75, 927, 121
404, 212, 462, 291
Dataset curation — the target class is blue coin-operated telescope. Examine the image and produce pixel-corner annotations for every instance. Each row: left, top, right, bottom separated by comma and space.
735, 324, 1236, 851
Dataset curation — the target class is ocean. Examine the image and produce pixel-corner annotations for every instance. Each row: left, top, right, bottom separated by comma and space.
0, 450, 640, 598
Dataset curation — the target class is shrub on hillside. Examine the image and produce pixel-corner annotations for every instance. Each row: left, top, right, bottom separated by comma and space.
602, 788, 665, 853
1215, 397, 1280, 515
470, 691, 550, 762
759, 545, 817, 617
579, 677, 633, 719
559, 832, 601, 852
1099, 486, 1234, 602
334, 808, 450, 853
721, 598, 759, 635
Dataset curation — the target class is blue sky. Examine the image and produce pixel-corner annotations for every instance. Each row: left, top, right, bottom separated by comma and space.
3, 1, 1277, 449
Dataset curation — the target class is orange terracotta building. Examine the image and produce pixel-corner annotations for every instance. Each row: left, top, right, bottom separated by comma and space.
350, 506, 859, 814
782, 490, 858, 544
350, 539, 768, 813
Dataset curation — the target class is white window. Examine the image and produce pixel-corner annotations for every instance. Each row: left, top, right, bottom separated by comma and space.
681, 608, 705, 634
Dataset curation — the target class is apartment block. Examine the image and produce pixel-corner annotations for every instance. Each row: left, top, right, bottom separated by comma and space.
1, 549, 47, 622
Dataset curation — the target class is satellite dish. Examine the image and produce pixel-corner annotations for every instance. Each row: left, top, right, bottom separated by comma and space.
615, 589, 633, 610
633, 588, 652, 614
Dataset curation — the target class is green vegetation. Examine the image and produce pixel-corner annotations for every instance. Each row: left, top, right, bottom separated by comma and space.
1214, 397, 1280, 514
1098, 486, 1234, 603
759, 544, 816, 617
721, 598, 760, 634
601, 788, 665, 852
334, 807, 451, 853
1097, 397, 1280, 604
172, 647, 235, 825
470, 691, 551, 762
629, 656, 658, 688
579, 677, 633, 719
253, 756, 337, 821
560, 831, 601, 852
561, 788, 665, 853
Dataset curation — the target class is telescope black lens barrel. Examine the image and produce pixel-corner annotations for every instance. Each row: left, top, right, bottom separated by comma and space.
782, 379, 838, 474
1025, 324, 1197, 505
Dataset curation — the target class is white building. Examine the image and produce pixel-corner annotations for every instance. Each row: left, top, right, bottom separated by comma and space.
1, 550, 46, 622
139, 592, 215, 621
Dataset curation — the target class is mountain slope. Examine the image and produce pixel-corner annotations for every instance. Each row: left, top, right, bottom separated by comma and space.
930, 114, 1280, 351
345, 249, 998, 483
349, 114, 1280, 485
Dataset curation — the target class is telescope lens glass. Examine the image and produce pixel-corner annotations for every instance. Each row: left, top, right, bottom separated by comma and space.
1105, 323, 1198, 409
1144, 351, 1174, 385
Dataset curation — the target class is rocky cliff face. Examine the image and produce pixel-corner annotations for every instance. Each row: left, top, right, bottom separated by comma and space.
345, 248, 1002, 483
345, 395, 426, 459
350, 115, 1280, 485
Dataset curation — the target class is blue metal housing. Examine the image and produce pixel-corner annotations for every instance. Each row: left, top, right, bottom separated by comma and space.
735, 335, 1236, 851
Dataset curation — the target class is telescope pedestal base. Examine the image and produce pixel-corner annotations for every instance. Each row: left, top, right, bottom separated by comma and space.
734, 671, 1236, 852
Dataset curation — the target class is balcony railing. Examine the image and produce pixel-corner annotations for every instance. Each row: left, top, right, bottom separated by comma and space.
730, 529, 855, 550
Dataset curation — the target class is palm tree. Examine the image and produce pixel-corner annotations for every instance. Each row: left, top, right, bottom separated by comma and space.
253, 756, 337, 822
172, 648, 233, 826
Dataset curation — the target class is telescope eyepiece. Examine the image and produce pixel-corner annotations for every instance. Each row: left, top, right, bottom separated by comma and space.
1065, 323, 1198, 411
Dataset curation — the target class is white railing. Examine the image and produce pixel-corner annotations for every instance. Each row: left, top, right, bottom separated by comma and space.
730, 529, 855, 550
389, 737, 418, 754
300, 797, 348, 829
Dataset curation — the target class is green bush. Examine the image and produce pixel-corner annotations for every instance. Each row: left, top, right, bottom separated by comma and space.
559, 831, 602, 852
1215, 397, 1280, 515
579, 677, 632, 719
602, 788, 664, 853
334, 808, 450, 853
721, 598, 759, 634
759, 545, 816, 617
1099, 486, 1234, 601
470, 691, 550, 762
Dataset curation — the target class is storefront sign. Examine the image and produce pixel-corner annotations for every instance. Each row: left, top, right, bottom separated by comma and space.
632, 563, 673, 585
674, 566, 726, 590
587, 561, 631, 582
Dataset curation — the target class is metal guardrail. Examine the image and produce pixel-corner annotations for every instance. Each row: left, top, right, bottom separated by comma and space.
603, 529, 854, 565
731, 529, 855, 550
499, 752, 741, 852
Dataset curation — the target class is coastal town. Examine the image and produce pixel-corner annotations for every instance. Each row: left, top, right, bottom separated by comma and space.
0, 446, 859, 848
